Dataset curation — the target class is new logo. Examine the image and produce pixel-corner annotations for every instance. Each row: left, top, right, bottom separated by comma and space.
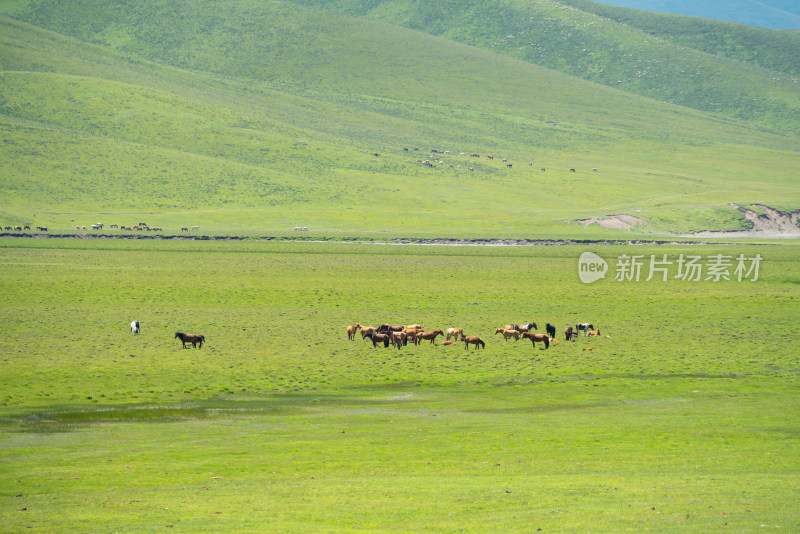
578, 252, 608, 283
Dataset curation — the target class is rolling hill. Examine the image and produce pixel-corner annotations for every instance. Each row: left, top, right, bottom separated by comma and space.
0, 0, 798, 238
590, 0, 800, 29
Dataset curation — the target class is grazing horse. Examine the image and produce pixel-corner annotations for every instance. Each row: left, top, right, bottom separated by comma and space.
545, 323, 556, 339
564, 326, 577, 341
416, 329, 444, 345
495, 328, 520, 341
365, 331, 390, 348
576, 323, 594, 336
175, 332, 205, 348
131, 320, 139, 334
461, 334, 485, 350
346, 323, 362, 341
505, 322, 537, 333
587, 329, 601, 337
446, 327, 463, 341
522, 332, 549, 349
365, 332, 390, 348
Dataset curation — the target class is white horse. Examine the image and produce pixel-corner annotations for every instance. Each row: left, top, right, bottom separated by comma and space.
131, 320, 140, 334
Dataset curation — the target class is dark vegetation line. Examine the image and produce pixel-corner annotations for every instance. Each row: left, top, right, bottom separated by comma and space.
0, 232, 750, 246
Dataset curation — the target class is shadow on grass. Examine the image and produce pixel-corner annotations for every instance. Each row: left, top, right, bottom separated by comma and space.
0, 372, 752, 433
0, 390, 412, 433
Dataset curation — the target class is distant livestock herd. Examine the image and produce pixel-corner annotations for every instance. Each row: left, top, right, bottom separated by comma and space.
2, 222, 199, 233
398, 146, 598, 174
347, 322, 603, 350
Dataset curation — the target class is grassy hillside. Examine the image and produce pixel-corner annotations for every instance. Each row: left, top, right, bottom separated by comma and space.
288, 0, 800, 130
589, 0, 800, 29
0, 2, 798, 237
562, 0, 800, 75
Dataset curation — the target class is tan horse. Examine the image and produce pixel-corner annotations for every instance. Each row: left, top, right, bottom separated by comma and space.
359, 325, 377, 338
389, 331, 407, 349
587, 329, 601, 337
495, 328, 520, 341
404, 326, 424, 338
460, 334, 485, 350
522, 332, 549, 349
346, 323, 363, 341
446, 327, 463, 341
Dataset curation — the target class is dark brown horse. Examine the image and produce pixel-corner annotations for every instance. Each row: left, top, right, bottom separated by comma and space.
461, 334, 485, 350
522, 332, 549, 349
564, 326, 577, 341
175, 332, 205, 348
365, 332, 390, 348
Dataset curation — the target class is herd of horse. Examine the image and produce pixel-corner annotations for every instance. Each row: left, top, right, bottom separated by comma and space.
131, 319, 598, 353
347, 321, 600, 350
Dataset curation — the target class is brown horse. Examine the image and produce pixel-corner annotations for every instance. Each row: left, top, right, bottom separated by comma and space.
461, 334, 485, 350
416, 329, 444, 345
522, 332, 549, 349
495, 328, 520, 341
564, 326, 577, 341
587, 329, 601, 337
364, 332, 390, 348
175, 332, 205, 348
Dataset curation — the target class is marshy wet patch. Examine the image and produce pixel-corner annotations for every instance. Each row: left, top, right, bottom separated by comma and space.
0, 401, 309, 433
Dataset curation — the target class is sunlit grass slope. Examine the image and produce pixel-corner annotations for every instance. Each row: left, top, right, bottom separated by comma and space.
292, 0, 800, 130
0, 2, 798, 237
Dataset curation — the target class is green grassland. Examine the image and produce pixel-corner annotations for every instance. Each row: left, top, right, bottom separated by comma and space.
0, 238, 798, 531
1, 2, 799, 237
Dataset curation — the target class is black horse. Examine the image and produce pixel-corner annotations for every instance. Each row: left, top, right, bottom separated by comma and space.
545, 323, 556, 339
